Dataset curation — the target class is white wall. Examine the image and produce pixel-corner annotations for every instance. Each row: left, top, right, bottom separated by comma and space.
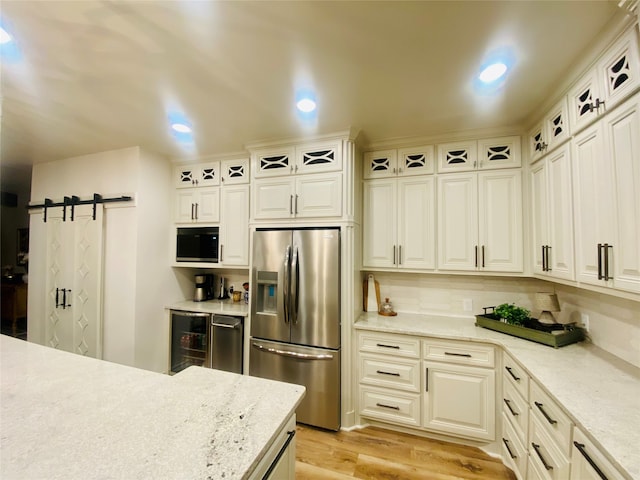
28, 147, 185, 372
369, 272, 640, 368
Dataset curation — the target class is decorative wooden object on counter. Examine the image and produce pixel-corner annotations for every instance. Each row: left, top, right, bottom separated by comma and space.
363, 274, 380, 312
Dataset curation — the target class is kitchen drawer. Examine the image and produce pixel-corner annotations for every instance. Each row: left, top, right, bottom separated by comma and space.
530, 381, 573, 458
359, 353, 421, 392
570, 427, 626, 480
422, 338, 495, 367
358, 332, 420, 358
529, 414, 571, 480
503, 351, 529, 400
359, 385, 421, 427
501, 412, 527, 480
502, 376, 529, 446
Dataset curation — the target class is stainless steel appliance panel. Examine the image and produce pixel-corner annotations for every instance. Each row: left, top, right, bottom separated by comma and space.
249, 338, 341, 431
251, 230, 291, 343
290, 229, 340, 349
210, 315, 243, 374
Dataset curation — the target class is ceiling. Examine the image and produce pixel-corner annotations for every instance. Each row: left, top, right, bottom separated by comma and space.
0, 0, 627, 187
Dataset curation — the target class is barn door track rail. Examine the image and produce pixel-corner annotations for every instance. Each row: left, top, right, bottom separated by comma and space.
28, 193, 133, 222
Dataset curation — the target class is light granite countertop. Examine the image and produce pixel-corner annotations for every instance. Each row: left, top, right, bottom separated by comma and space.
0, 335, 304, 480
355, 312, 640, 480
167, 299, 249, 317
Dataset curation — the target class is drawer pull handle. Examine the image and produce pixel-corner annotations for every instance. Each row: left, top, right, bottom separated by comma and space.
574, 441, 609, 480
376, 343, 400, 349
376, 370, 400, 377
503, 398, 519, 416
534, 401, 557, 425
531, 442, 553, 471
376, 402, 400, 411
502, 438, 517, 459
505, 366, 520, 381
444, 352, 472, 358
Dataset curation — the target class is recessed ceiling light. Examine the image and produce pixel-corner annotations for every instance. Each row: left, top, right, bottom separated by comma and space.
296, 98, 317, 113
479, 62, 508, 84
0, 27, 12, 44
171, 123, 192, 133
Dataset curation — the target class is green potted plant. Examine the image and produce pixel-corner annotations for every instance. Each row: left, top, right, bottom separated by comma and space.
494, 303, 530, 326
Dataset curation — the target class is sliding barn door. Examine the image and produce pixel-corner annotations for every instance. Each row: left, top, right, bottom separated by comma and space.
45, 204, 104, 358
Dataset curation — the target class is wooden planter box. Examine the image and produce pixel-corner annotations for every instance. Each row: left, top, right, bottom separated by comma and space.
475, 314, 585, 348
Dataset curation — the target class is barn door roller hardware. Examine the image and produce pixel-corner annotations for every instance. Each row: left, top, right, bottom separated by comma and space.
27, 193, 132, 222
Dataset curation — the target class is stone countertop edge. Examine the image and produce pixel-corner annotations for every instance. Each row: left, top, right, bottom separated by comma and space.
0, 335, 305, 480
355, 312, 640, 480
167, 299, 249, 317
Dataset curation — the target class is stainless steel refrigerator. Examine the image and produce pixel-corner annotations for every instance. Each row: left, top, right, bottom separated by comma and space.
249, 228, 341, 431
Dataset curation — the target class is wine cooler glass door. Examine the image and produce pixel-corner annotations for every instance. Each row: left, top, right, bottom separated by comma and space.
170, 310, 211, 374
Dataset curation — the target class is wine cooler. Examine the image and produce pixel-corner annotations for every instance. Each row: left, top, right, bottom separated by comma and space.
170, 311, 210, 374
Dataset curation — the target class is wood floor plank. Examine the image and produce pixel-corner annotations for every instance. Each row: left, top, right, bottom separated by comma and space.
295, 424, 517, 480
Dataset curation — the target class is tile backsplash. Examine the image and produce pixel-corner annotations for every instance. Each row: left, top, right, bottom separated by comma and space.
364, 272, 640, 368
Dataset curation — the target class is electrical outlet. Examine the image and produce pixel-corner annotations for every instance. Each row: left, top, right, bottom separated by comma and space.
229, 284, 235, 293
581, 313, 590, 331
463, 299, 473, 312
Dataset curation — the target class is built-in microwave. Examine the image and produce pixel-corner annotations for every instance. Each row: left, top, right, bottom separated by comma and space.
176, 227, 219, 263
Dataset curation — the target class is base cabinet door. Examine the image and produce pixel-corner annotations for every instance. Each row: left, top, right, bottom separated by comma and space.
423, 362, 495, 441
249, 415, 296, 480
570, 428, 626, 480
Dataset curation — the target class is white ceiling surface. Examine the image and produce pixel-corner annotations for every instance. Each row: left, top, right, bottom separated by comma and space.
0, 0, 624, 176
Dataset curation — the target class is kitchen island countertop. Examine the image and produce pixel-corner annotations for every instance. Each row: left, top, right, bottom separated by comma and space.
356, 312, 640, 480
0, 335, 304, 479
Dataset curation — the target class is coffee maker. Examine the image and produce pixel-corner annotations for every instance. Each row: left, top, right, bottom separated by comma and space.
194, 274, 214, 302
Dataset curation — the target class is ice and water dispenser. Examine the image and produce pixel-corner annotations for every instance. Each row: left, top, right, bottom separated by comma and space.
255, 271, 278, 314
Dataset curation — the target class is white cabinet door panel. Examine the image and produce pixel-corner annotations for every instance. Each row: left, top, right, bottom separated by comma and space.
437, 173, 477, 271
573, 123, 614, 286
607, 96, 640, 293
531, 160, 549, 275
423, 362, 495, 441
295, 173, 342, 218
363, 180, 397, 268
220, 185, 249, 266
479, 170, 523, 272
252, 178, 295, 220
547, 146, 575, 280
397, 177, 435, 270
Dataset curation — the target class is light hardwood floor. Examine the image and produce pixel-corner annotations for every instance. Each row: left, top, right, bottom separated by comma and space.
295, 424, 517, 480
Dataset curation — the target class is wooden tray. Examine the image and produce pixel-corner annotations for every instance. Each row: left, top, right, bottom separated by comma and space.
475, 314, 585, 348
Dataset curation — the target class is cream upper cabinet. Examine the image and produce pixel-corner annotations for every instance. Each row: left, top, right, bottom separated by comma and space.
252, 140, 342, 179
438, 170, 523, 272
569, 27, 640, 134
573, 93, 640, 293
175, 187, 220, 224
363, 176, 436, 270
220, 184, 249, 266
174, 161, 220, 188
529, 98, 571, 163
530, 144, 575, 280
250, 138, 345, 221
252, 173, 342, 220
437, 136, 520, 173
363, 146, 434, 179
220, 158, 249, 185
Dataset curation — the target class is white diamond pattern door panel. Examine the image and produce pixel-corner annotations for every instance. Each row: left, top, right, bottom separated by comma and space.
45, 205, 104, 358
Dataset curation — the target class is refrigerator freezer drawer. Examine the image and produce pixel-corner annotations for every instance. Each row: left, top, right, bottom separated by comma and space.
249, 338, 341, 431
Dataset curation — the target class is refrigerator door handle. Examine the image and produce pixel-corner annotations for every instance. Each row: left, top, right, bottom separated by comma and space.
283, 245, 291, 324
290, 246, 299, 325
252, 342, 334, 360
